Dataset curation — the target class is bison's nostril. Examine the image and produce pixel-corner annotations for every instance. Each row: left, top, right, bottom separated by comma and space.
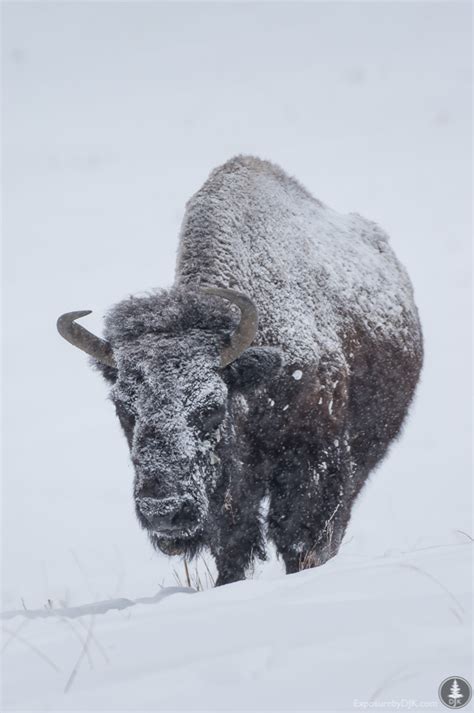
170, 501, 196, 528
137, 497, 197, 533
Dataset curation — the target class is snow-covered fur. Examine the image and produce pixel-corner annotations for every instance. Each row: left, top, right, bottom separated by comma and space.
96, 156, 423, 585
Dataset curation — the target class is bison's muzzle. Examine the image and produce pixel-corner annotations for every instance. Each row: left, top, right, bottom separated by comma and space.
137, 496, 201, 537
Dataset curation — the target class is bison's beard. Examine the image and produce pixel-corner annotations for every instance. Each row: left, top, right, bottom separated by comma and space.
149, 529, 205, 559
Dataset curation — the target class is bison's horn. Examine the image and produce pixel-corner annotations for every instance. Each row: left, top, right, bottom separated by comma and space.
57, 311, 116, 369
202, 288, 258, 367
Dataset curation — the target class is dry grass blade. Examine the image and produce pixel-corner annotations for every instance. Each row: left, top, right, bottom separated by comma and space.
183, 559, 192, 588
172, 567, 185, 588
2, 625, 61, 673
75, 617, 110, 664
70, 549, 96, 599
396, 562, 465, 624
173, 557, 215, 591
455, 529, 473, 542
64, 615, 95, 693
2, 619, 29, 654
448, 607, 464, 625
201, 556, 216, 587
369, 667, 417, 703
60, 618, 95, 670
193, 563, 202, 591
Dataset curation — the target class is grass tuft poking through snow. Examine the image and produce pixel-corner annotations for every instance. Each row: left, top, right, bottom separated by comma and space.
173, 557, 216, 591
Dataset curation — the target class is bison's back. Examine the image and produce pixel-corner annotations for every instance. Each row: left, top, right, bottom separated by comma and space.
176, 155, 422, 372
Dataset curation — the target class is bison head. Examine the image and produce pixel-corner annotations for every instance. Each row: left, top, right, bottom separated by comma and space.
57, 287, 281, 557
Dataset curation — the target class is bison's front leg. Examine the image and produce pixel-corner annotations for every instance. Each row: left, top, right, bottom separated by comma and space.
209, 479, 267, 586
214, 562, 246, 587
268, 445, 355, 575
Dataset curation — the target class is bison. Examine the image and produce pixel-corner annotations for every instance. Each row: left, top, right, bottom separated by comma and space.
57, 155, 423, 585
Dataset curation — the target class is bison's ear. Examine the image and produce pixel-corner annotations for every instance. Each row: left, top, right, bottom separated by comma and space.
224, 347, 282, 391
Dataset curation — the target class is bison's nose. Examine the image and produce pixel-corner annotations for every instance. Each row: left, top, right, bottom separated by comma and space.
137, 497, 198, 533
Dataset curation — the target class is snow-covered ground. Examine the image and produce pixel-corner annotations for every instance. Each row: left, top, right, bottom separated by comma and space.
2, 2, 472, 710
2, 543, 472, 711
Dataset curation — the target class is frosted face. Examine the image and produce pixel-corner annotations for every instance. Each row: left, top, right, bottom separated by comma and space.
109, 334, 228, 550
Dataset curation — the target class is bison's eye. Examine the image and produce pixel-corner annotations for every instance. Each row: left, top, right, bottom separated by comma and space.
199, 404, 226, 433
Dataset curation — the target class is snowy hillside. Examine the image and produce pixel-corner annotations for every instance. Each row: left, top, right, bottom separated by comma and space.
2, 2, 471, 710
2, 543, 472, 711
